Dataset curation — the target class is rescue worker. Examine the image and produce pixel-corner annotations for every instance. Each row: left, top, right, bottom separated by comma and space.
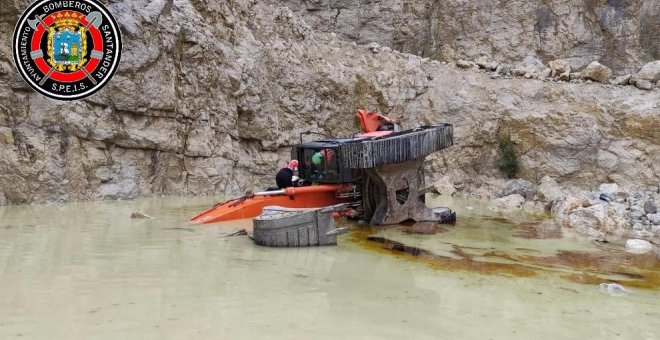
312, 150, 330, 179
276, 160, 299, 189
310, 149, 335, 179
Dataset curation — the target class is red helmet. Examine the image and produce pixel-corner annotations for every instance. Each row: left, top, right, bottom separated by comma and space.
287, 160, 299, 171
321, 149, 335, 162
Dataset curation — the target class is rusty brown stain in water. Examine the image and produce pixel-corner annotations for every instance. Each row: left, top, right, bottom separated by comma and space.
519, 250, 660, 289
350, 229, 538, 278
402, 222, 448, 235
513, 221, 562, 239
481, 216, 509, 224
348, 226, 660, 290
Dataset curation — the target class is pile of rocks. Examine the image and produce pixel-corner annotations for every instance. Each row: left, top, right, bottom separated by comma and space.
455, 56, 660, 91
488, 179, 544, 212
480, 177, 660, 242
453, 176, 660, 256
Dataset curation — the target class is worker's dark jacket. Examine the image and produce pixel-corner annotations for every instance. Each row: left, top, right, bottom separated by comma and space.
276, 168, 294, 189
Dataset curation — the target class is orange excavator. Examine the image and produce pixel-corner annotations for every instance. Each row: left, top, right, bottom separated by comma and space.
190, 109, 455, 225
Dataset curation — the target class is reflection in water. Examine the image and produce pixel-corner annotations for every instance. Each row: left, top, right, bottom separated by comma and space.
0, 196, 659, 339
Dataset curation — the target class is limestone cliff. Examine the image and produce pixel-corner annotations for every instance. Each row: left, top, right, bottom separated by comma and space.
0, 0, 658, 205
281, 0, 659, 74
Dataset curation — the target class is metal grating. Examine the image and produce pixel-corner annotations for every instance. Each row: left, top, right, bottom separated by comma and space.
340, 124, 453, 169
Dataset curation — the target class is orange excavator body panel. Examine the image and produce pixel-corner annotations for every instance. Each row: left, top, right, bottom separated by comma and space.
356, 109, 397, 133
190, 185, 347, 224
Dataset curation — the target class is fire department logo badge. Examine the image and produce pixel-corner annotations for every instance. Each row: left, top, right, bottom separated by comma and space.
12, 0, 122, 100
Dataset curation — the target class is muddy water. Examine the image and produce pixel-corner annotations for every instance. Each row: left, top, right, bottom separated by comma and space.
0, 196, 659, 339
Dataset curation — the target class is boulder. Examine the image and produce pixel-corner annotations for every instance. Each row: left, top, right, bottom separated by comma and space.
537, 176, 564, 203
631, 60, 660, 84
598, 283, 629, 296
456, 59, 476, 69
522, 55, 545, 69
611, 74, 631, 86
552, 196, 589, 222
630, 206, 646, 220
368, 42, 380, 53
474, 187, 494, 200
538, 68, 552, 80
130, 211, 154, 219
644, 200, 658, 214
569, 72, 582, 81
489, 194, 525, 211
553, 196, 629, 237
522, 200, 546, 213
512, 67, 527, 77
548, 59, 571, 77
475, 55, 490, 69
513, 55, 545, 78
633, 230, 654, 239
625, 239, 653, 254
431, 176, 456, 196
648, 213, 660, 225
582, 61, 612, 83
495, 63, 511, 76
634, 80, 653, 90
565, 205, 605, 237
501, 179, 535, 200
438, 45, 455, 62
598, 183, 619, 196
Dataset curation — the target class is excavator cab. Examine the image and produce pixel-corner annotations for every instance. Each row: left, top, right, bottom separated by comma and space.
291, 139, 360, 184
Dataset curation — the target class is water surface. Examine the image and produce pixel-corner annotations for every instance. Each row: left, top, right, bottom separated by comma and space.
0, 196, 658, 339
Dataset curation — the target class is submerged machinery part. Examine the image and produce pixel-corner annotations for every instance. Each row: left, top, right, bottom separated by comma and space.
291, 123, 455, 225
362, 157, 445, 225
253, 205, 349, 247
353, 125, 454, 225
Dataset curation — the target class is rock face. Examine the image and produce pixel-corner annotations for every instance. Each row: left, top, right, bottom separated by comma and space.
280, 0, 658, 73
0, 0, 659, 205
